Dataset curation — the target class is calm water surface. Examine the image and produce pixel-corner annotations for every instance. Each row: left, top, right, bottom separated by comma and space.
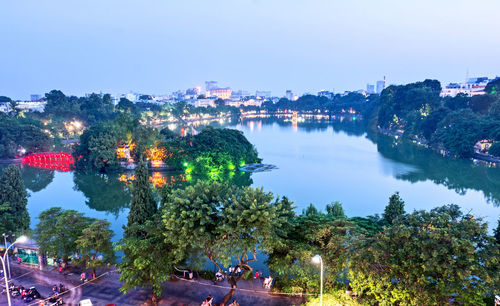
13, 118, 500, 240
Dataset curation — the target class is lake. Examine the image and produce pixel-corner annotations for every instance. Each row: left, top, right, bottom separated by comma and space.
9, 117, 500, 241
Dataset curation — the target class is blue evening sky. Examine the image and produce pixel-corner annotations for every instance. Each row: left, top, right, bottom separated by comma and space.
1, 0, 500, 99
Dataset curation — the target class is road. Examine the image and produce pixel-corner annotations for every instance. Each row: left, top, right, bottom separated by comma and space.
0, 265, 304, 306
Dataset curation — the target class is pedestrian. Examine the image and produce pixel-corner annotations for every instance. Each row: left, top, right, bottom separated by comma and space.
52, 285, 58, 295
80, 272, 86, 282
255, 271, 259, 279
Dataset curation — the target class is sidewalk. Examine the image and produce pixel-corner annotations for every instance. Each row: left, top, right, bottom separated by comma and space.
0, 265, 305, 306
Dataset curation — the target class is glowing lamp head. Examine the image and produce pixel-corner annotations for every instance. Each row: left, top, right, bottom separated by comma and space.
16, 235, 28, 243
312, 254, 322, 264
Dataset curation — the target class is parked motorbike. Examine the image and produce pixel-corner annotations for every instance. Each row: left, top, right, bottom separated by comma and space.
22, 287, 41, 302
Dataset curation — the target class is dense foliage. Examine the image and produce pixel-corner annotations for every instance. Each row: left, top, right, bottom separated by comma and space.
377, 79, 500, 158
74, 124, 119, 172
0, 114, 51, 158
0, 165, 30, 236
126, 161, 157, 234
75, 219, 115, 275
161, 180, 293, 304
34, 207, 94, 262
350, 205, 499, 305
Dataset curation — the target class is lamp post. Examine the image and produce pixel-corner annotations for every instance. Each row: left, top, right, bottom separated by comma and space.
1, 235, 28, 306
312, 254, 323, 306
2, 234, 12, 278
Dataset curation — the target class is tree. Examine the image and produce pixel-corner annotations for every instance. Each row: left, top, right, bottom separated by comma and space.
488, 142, 500, 158
162, 181, 293, 304
0, 165, 30, 236
326, 201, 345, 218
494, 218, 500, 245
383, 192, 405, 225
117, 215, 175, 304
349, 205, 498, 305
74, 124, 119, 172
126, 161, 157, 234
485, 78, 500, 94
268, 205, 353, 294
117, 98, 139, 115
0, 115, 51, 158
433, 109, 490, 158
34, 207, 94, 263
0, 96, 12, 102
75, 220, 115, 276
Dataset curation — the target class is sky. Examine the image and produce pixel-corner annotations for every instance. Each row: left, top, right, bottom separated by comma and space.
1, 0, 500, 100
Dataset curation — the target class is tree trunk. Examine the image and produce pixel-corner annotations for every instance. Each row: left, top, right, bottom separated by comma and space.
220, 277, 237, 305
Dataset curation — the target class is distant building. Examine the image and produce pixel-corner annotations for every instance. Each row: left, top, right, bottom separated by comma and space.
30, 94, 42, 101
205, 81, 218, 92
440, 77, 490, 97
255, 91, 271, 98
376, 77, 386, 94
207, 88, 232, 100
232, 90, 252, 99
186, 87, 201, 96
285, 90, 293, 101
366, 84, 375, 94
193, 99, 216, 108
225, 99, 263, 108
318, 90, 334, 99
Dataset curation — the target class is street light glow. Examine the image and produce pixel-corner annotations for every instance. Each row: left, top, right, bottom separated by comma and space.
15, 235, 28, 243
312, 254, 321, 264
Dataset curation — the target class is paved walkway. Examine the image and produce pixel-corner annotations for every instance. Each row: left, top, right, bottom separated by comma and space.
0, 265, 305, 306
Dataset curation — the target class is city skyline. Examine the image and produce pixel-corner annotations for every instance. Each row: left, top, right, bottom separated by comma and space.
1, 0, 500, 99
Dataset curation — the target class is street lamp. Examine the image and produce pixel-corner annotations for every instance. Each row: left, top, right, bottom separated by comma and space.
312, 254, 323, 306
1, 235, 28, 306
2, 234, 13, 278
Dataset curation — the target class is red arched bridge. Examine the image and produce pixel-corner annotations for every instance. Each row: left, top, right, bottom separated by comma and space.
21, 152, 75, 171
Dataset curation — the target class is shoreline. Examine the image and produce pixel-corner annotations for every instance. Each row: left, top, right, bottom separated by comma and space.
378, 127, 500, 165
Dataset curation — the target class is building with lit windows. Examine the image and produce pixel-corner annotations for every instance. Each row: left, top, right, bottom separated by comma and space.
207, 87, 232, 100
440, 77, 491, 97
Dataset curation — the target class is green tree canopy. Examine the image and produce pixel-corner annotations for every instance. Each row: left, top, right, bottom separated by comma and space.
34, 207, 95, 263
117, 215, 175, 303
349, 204, 499, 305
126, 161, 157, 236
74, 124, 119, 172
383, 192, 405, 225
326, 201, 345, 218
75, 220, 115, 276
162, 180, 293, 304
0, 165, 30, 236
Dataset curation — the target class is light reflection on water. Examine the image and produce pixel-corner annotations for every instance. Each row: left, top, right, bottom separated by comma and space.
5, 118, 499, 243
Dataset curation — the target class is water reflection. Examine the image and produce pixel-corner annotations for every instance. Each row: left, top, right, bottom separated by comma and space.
374, 134, 500, 206
19, 165, 55, 193
11, 117, 500, 223
73, 172, 131, 216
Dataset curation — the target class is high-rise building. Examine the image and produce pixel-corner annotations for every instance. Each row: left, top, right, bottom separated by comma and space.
376, 77, 386, 94
205, 81, 218, 92
285, 90, 293, 100
366, 84, 375, 94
